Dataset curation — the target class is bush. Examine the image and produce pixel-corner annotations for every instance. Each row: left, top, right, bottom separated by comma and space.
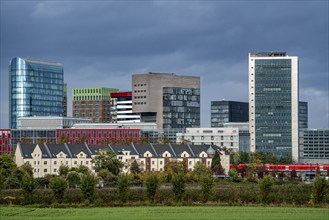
21, 173, 36, 204
171, 173, 185, 202
80, 172, 98, 202
312, 175, 329, 204
117, 174, 130, 203
259, 175, 274, 203
145, 173, 160, 203
49, 176, 68, 203
228, 168, 240, 182
199, 175, 214, 203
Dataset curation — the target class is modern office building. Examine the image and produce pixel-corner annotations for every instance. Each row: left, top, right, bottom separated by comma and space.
9, 57, 64, 129
17, 116, 92, 129
299, 129, 329, 164
110, 91, 141, 123
63, 83, 68, 117
72, 87, 119, 123
211, 100, 249, 127
223, 122, 250, 152
299, 101, 308, 130
176, 127, 239, 151
132, 72, 200, 129
249, 52, 299, 161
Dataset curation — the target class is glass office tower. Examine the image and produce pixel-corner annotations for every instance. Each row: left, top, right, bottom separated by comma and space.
249, 52, 299, 161
9, 57, 64, 128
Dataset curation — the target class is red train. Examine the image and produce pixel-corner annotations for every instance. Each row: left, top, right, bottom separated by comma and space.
231, 164, 329, 172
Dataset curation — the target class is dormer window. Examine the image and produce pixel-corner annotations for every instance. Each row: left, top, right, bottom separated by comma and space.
80, 153, 83, 157
146, 153, 149, 157
165, 154, 167, 157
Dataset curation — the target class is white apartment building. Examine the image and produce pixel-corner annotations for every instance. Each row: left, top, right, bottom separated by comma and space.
14, 143, 230, 177
176, 127, 239, 151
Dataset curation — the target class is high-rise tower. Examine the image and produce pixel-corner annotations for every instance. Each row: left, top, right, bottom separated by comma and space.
249, 52, 299, 161
9, 57, 64, 128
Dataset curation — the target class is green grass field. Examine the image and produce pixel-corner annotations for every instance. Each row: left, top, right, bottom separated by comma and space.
1, 206, 328, 220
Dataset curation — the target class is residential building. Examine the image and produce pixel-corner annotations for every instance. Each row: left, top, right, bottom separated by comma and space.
223, 122, 250, 152
9, 57, 64, 129
211, 100, 249, 127
299, 101, 308, 130
14, 143, 230, 177
132, 72, 200, 129
176, 127, 239, 151
110, 91, 141, 123
72, 87, 119, 123
0, 129, 11, 155
299, 129, 329, 164
249, 52, 299, 161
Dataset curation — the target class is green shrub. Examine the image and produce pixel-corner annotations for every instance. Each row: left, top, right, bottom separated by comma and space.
117, 174, 130, 203
80, 172, 98, 202
199, 175, 214, 203
21, 173, 36, 204
312, 175, 329, 204
49, 176, 68, 203
145, 174, 160, 203
171, 173, 185, 202
258, 175, 274, 203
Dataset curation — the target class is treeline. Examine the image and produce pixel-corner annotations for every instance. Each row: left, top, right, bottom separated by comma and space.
1, 152, 329, 207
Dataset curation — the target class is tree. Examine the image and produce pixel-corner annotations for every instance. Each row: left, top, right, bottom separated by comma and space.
49, 176, 68, 203
193, 162, 212, 181
130, 159, 142, 174
75, 165, 91, 175
0, 154, 17, 177
199, 174, 214, 203
97, 169, 118, 187
211, 150, 223, 175
92, 149, 123, 175
259, 175, 274, 203
58, 165, 70, 177
19, 163, 34, 177
171, 172, 185, 202
117, 174, 130, 203
312, 175, 329, 204
21, 173, 36, 204
66, 171, 81, 188
58, 135, 69, 144
80, 172, 98, 202
164, 161, 188, 182
145, 173, 160, 203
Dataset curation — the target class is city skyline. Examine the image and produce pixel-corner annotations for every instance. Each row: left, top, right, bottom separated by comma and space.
1, 1, 328, 129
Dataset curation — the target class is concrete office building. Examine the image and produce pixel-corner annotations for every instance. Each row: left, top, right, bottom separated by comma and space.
249, 52, 299, 161
299, 129, 329, 164
299, 101, 308, 130
176, 127, 239, 151
223, 122, 250, 152
110, 91, 141, 123
211, 100, 249, 127
72, 87, 119, 123
63, 83, 68, 117
132, 72, 200, 129
9, 57, 64, 129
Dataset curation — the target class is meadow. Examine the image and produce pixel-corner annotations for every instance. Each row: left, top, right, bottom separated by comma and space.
1, 206, 329, 220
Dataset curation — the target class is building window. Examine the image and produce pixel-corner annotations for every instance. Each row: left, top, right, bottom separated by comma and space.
44, 169, 48, 173
44, 161, 47, 165
54, 169, 57, 173
54, 161, 57, 165
152, 161, 155, 165
160, 161, 163, 165
74, 161, 77, 165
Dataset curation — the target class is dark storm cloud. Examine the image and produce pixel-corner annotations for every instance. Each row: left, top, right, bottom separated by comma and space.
1, 1, 328, 128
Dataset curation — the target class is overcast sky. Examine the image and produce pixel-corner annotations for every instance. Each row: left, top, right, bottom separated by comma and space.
0, 1, 328, 128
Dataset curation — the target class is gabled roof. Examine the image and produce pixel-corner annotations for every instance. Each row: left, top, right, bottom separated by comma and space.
110, 144, 139, 155
88, 144, 111, 155
66, 144, 92, 158
152, 144, 174, 157
134, 144, 157, 157
190, 145, 211, 156
19, 144, 36, 158
46, 144, 70, 158
170, 144, 193, 157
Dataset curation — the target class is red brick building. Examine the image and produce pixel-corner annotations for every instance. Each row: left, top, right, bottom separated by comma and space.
0, 129, 11, 155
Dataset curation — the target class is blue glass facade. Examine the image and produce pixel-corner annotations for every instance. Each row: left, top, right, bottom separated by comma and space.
9, 57, 64, 128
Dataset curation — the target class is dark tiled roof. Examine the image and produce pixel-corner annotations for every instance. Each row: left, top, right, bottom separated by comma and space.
170, 144, 193, 156
19, 144, 36, 158
111, 144, 139, 155
46, 144, 70, 158
134, 144, 156, 156
67, 144, 92, 158
152, 144, 174, 157
88, 145, 111, 155
190, 145, 210, 156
